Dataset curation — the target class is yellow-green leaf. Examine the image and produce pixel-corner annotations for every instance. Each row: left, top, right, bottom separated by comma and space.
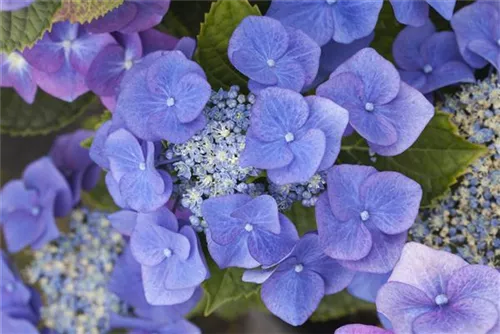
0, 0, 62, 53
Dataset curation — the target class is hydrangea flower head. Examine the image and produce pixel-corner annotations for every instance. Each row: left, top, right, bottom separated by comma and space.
25, 209, 125, 333
335, 324, 392, 334
266, 0, 383, 46
202, 194, 299, 268
240, 87, 348, 184
116, 51, 211, 143
0, 158, 72, 252
23, 21, 115, 102
104, 128, 172, 212
0, 0, 34, 11
86, 0, 170, 34
316, 165, 422, 273
50, 130, 101, 204
109, 246, 201, 333
393, 21, 475, 94
389, 0, 456, 27
1, 51, 37, 103
228, 16, 320, 93
130, 210, 208, 305
451, 1, 500, 70
317, 48, 434, 156
243, 233, 354, 326
377, 243, 500, 334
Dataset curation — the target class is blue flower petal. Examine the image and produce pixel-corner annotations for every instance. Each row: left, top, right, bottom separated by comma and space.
239, 133, 294, 170
230, 195, 280, 234
389, 0, 429, 27
267, 128, 325, 185
332, 0, 383, 44
262, 267, 325, 326
247, 214, 299, 266
360, 171, 422, 235
131, 219, 190, 267
301, 96, 348, 171
316, 193, 372, 261
206, 229, 258, 269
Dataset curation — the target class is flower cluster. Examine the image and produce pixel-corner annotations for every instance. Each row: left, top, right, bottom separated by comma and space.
410, 74, 500, 268
167, 85, 262, 223
24, 209, 125, 334
2, 0, 500, 331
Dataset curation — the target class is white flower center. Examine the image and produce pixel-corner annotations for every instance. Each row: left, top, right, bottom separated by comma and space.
6, 52, 26, 71
124, 59, 133, 70
365, 102, 374, 112
285, 132, 295, 143
139, 162, 146, 171
62, 40, 72, 50
294, 264, 304, 273
163, 248, 172, 258
435, 294, 449, 306
166, 97, 175, 107
423, 64, 433, 74
31, 206, 40, 216
244, 223, 253, 232
360, 210, 370, 221
267, 59, 276, 67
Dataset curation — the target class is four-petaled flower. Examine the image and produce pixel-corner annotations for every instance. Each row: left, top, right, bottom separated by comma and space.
50, 130, 101, 205
116, 51, 211, 143
85, 0, 170, 34
317, 48, 434, 156
451, 1, 500, 71
240, 87, 348, 184
316, 165, 422, 273
108, 246, 201, 334
228, 16, 320, 93
243, 233, 354, 326
377, 243, 500, 334
104, 128, 172, 212
389, 0, 456, 27
393, 20, 475, 94
266, 0, 383, 46
0, 158, 72, 252
23, 21, 115, 102
202, 194, 299, 268
0, 52, 38, 103
130, 209, 209, 305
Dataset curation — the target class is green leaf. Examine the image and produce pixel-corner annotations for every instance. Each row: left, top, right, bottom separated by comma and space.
0, 0, 62, 53
53, 0, 123, 24
197, 0, 261, 90
371, 1, 402, 62
1, 88, 95, 136
284, 202, 316, 236
310, 290, 376, 322
338, 111, 488, 207
214, 289, 267, 320
163, 1, 214, 37
202, 258, 260, 316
